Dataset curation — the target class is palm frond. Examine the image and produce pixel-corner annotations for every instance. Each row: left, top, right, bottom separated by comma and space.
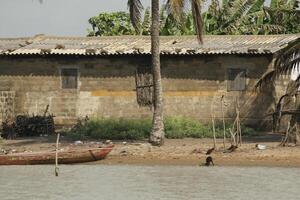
275, 38, 300, 74
233, 0, 255, 17
142, 7, 151, 35
221, 0, 255, 29
242, 24, 286, 34
248, 0, 265, 13
222, 0, 229, 7
166, 0, 186, 21
270, 0, 279, 9
264, 6, 300, 14
256, 38, 300, 89
128, 0, 144, 34
255, 70, 276, 89
190, 0, 203, 43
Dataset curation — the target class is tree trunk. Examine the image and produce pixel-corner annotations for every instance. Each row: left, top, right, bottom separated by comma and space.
149, 0, 165, 146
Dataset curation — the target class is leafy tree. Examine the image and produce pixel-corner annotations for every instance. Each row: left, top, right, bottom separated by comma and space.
87, 6, 196, 36
88, 0, 299, 37
203, 0, 300, 34
87, 12, 136, 36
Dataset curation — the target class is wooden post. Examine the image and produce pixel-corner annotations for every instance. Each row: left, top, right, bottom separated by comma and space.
211, 113, 217, 149
236, 99, 242, 146
221, 95, 226, 150
229, 128, 236, 146
55, 133, 60, 177
281, 122, 290, 146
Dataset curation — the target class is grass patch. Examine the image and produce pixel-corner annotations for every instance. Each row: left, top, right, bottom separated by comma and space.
67, 117, 257, 140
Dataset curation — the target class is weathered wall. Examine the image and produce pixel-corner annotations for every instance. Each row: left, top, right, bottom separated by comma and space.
0, 54, 277, 127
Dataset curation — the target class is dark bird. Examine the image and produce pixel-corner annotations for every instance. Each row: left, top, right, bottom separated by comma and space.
205, 156, 214, 166
206, 147, 215, 155
224, 145, 238, 153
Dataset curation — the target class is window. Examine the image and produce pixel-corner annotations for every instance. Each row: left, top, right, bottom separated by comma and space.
61, 68, 78, 89
135, 66, 153, 106
227, 68, 246, 91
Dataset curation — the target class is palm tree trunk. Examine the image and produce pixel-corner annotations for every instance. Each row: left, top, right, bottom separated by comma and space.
150, 0, 165, 146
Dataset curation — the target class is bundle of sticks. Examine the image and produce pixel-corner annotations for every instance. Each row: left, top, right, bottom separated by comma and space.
1, 105, 55, 139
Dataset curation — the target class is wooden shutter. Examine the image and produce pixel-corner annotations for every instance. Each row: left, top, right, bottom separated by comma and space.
61, 68, 78, 89
135, 66, 153, 106
227, 68, 246, 91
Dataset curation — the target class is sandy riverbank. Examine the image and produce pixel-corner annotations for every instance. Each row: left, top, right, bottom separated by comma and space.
1, 134, 300, 167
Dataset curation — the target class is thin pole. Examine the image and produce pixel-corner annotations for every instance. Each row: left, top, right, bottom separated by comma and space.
55, 133, 60, 177
211, 113, 217, 149
221, 95, 226, 150
236, 98, 242, 146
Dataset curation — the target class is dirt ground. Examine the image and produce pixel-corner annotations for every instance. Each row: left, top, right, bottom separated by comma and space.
1, 133, 300, 167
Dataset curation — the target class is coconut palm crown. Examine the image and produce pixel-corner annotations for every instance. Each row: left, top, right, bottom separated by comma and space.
128, 0, 204, 43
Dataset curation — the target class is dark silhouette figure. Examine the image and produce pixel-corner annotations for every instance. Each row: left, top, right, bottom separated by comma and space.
206, 147, 215, 155
224, 145, 238, 153
205, 156, 214, 166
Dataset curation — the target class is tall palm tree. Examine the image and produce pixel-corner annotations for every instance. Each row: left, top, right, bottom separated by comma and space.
128, 0, 204, 145
256, 38, 300, 144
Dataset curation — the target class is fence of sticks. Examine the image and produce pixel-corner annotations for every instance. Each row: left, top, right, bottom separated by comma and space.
210, 96, 242, 154
1, 105, 55, 139
271, 82, 300, 146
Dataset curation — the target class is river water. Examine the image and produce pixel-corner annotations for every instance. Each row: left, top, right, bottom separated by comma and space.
0, 165, 299, 200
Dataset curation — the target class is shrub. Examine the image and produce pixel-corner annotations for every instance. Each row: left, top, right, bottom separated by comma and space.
67, 117, 256, 140
69, 118, 151, 140
164, 117, 212, 139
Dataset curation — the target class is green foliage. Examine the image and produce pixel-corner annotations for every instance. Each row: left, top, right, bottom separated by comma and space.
87, 12, 136, 36
141, 7, 151, 35
68, 118, 151, 140
164, 117, 212, 138
203, 0, 300, 35
88, 0, 299, 36
68, 117, 257, 140
87, 6, 195, 36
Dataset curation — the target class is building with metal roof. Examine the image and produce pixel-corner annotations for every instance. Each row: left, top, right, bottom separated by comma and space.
0, 34, 298, 127
0, 34, 299, 56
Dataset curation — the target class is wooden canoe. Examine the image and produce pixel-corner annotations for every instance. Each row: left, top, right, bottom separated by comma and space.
0, 145, 114, 165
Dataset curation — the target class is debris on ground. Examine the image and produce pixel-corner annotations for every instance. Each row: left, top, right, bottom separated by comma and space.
74, 140, 83, 145
256, 144, 267, 150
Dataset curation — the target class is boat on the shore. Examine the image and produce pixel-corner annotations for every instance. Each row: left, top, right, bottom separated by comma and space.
0, 145, 114, 165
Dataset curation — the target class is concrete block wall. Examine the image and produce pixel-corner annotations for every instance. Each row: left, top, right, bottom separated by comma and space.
0, 91, 15, 124
0, 54, 279, 127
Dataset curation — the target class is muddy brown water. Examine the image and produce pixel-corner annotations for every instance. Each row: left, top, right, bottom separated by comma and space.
0, 165, 299, 200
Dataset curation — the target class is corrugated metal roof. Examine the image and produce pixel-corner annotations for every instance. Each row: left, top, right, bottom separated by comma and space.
0, 34, 299, 56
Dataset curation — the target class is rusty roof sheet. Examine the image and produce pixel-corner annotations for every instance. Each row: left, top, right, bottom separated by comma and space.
0, 34, 299, 56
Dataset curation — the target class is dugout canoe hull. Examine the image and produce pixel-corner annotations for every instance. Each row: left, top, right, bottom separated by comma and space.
0, 145, 114, 165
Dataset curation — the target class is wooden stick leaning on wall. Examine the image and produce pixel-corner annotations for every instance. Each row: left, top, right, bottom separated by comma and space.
238, 99, 242, 146
221, 95, 226, 150
55, 133, 60, 177
281, 122, 291, 146
229, 98, 242, 147
211, 111, 217, 149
